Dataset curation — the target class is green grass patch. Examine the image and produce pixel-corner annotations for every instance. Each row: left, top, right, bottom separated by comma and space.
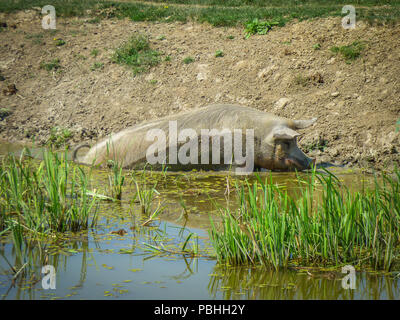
39, 58, 61, 72
209, 168, 400, 271
183, 56, 194, 64
135, 0, 400, 6
54, 38, 66, 46
0, 1, 399, 26
91, 61, 104, 71
244, 18, 279, 38
330, 41, 365, 62
90, 48, 99, 57
215, 50, 224, 57
111, 34, 160, 76
313, 43, 321, 50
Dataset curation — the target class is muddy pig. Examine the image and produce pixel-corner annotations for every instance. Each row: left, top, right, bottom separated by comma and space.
73, 104, 317, 173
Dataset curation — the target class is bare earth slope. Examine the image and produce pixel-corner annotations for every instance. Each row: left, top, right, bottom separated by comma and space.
0, 10, 399, 170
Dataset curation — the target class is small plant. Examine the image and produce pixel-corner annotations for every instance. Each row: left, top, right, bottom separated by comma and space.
90, 49, 99, 57
244, 18, 279, 39
215, 50, 224, 58
157, 35, 166, 40
0, 108, 11, 120
183, 56, 194, 64
396, 119, 400, 132
47, 127, 72, 149
149, 79, 158, 85
87, 17, 100, 24
164, 55, 171, 62
74, 53, 87, 60
107, 160, 125, 201
40, 58, 61, 72
132, 179, 159, 215
303, 139, 328, 153
112, 34, 160, 75
313, 43, 321, 50
91, 62, 104, 71
294, 74, 310, 87
25, 33, 44, 45
227, 35, 234, 40
54, 38, 66, 46
330, 41, 365, 62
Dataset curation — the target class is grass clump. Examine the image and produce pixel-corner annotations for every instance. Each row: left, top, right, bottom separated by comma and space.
0, 149, 98, 236
90, 49, 99, 57
330, 41, 365, 62
303, 139, 328, 153
244, 18, 280, 39
47, 127, 72, 149
40, 58, 61, 72
54, 38, 66, 46
0, 108, 11, 120
210, 168, 400, 271
25, 33, 44, 45
294, 74, 310, 87
183, 56, 194, 64
215, 50, 224, 57
111, 34, 160, 75
91, 62, 104, 71
106, 160, 125, 201
313, 43, 321, 50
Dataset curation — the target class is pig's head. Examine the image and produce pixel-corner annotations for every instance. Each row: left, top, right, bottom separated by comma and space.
255, 118, 317, 171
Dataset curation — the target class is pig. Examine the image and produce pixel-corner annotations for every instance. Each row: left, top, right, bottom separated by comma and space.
72, 104, 317, 173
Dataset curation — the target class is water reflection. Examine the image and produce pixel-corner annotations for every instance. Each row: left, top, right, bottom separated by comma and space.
0, 141, 398, 300
208, 265, 400, 300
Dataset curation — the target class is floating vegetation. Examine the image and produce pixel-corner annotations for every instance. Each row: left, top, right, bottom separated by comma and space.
209, 168, 400, 271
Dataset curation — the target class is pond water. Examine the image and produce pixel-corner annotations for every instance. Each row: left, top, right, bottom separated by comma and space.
0, 141, 399, 300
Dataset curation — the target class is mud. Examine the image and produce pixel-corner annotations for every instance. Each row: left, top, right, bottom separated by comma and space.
0, 9, 399, 170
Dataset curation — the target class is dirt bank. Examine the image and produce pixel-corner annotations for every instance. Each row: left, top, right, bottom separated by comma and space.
0, 10, 399, 170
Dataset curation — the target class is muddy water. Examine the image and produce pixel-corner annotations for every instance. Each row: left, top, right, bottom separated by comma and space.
0, 141, 399, 300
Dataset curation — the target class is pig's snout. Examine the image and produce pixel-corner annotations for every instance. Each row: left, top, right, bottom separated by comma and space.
285, 156, 315, 171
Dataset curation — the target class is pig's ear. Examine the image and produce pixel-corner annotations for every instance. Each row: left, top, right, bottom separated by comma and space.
272, 127, 301, 140
293, 117, 317, 129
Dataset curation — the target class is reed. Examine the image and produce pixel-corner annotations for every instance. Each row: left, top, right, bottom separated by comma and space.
107, 159, 125, 200
0, 148, 98, 237
131, 175, 159, 215
209, 168, 400, 271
